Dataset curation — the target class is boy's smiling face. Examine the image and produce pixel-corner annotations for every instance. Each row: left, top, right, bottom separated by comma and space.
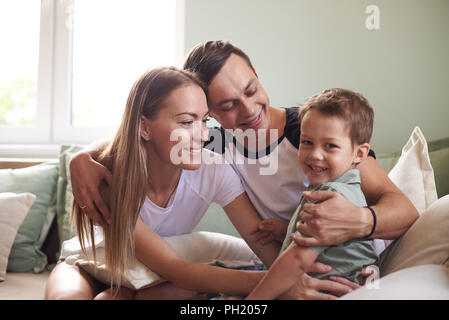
298, 109, 368, 186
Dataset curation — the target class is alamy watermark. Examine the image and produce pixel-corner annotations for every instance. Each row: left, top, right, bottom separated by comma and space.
169, 124, 280, 176
365, 265, 381, 290
365, 5, 380, 30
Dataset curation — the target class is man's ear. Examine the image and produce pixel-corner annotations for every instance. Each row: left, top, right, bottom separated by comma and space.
353, 143, 370, 165
140, 115, 151, 141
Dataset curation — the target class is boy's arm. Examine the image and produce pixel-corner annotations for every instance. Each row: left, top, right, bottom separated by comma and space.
246, 243, 318, 300
292, 157, 419, 247
69, 139, 112, 227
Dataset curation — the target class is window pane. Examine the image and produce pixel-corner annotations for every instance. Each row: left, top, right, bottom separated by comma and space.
0, 0, 40, 126
71, 0, 178, 127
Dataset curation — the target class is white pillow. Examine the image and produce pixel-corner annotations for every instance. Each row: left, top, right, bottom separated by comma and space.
388, 126, 438, 214
0, 192, 36, 281
340, 264, 449, 300
65, 231, 263, 290
379, 195, 449, 276
378, 127, 439, 251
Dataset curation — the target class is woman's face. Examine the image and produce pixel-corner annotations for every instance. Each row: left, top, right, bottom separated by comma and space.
207, 54, 270, 132
142, 84, 210, 170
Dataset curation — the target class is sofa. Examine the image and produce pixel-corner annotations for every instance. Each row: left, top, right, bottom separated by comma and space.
1, 127, 448, 300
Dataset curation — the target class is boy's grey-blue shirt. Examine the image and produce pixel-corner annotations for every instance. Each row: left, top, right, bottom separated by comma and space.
280, 169, 378, 284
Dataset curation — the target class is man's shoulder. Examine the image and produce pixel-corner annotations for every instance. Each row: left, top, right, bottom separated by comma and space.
204, 127, 227, 154
283, 107, 301, 148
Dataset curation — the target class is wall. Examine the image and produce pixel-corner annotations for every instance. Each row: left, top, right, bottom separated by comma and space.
185, 0, 449, 154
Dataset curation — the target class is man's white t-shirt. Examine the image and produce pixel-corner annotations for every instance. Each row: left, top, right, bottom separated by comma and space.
205, 107, 306, 225
60, 149, 245, 257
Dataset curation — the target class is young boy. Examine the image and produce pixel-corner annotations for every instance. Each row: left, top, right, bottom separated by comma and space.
246, 88, 379, 300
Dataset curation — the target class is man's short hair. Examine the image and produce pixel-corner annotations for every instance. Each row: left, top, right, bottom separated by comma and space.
183, 40, 255, 92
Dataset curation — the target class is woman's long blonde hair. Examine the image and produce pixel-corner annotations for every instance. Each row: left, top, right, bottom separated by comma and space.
72, 67, 206, 290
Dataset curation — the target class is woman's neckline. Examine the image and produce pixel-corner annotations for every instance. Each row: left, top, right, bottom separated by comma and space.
145, 169, 184, 209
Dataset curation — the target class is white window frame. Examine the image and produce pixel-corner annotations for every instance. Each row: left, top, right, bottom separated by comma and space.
0, 0, 185, 150
0, 0, 54, 144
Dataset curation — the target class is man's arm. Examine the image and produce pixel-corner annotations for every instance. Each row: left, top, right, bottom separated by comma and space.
358, 156, 419, 239
69, 139, 112, 226
292, 157, 419, 246
82, 139, 110, 160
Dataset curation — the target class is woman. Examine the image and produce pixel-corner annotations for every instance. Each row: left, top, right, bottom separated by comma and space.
45, 67, 281, 300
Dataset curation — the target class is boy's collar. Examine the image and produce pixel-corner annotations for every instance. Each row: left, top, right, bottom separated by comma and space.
307, 169, 361, 189
333, 169, 361, 184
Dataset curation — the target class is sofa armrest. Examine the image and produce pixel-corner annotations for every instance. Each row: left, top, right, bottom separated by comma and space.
0, 158, 52, 169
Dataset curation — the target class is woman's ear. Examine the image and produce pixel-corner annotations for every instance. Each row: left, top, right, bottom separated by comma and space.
140, 115, 151, 141
353, 143, 370, 165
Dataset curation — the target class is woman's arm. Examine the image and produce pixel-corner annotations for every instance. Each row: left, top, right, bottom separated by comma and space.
222, 193, 281, 268
292, 157, 419, 247
135, 217, 355, 298
134, 218, 265, 296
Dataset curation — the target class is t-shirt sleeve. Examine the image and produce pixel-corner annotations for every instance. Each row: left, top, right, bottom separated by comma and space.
212, 163, 245, 208
300, 184, 337, 256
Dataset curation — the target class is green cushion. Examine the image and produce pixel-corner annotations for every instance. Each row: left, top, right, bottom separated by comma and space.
376, 151, 401, 174
428, 136, 449, 153
0, 161, 58, 273
377, 136, 449, 198
429, 147, 449, 198
427, 136, 449, 198
56, 145, 85, 249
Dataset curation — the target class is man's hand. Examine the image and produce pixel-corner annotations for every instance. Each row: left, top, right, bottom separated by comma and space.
278, 262, 359, 300
291, 190, 373, 247
69, 152, 112, 227
250, 219, 287, 245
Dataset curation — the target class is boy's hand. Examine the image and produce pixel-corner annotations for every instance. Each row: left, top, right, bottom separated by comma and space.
250, 219, 288, 245
70, 152, 112, 227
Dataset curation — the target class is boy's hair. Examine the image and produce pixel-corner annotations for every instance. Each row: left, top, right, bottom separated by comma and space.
183, 40, 256, 91
298, 88, 374, 145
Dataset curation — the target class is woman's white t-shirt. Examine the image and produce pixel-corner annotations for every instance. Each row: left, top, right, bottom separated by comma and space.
60, 149, 245, 257
140, 150, 244, 237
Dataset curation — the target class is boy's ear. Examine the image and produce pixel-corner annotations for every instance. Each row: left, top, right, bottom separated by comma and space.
353, 143, 370, 165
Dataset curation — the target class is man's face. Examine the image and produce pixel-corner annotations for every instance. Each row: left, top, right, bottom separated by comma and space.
207, 54, 270, 132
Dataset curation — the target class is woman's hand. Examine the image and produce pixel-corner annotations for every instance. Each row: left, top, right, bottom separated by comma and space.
291, 190, 373, 247
69, 152, 112, 227
250, 219, 288, 245
278, 262, 359, 300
